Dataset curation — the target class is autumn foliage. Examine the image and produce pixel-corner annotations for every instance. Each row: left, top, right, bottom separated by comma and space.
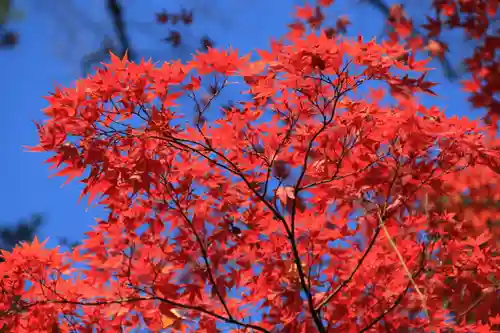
1, 2, 500, 332
291, 0, 500, 128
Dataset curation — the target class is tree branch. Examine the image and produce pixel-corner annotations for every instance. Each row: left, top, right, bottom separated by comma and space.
456, 284, 500, 322
314, 222, 382, 311
162, 181, 235, 321
8, 269, 271, 333
106, 0, 134, 60
359, 248, 427, 332
287, 69, 371, 332
376, 211, 429, 320
19, 294, 271, 333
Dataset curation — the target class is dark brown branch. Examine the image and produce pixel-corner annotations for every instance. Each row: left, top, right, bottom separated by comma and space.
288, 84, 342, 333
359, 248, 427, 332
315, 155, 404, 312
8, 267, 270, 333
183, 82, 329, 331
456, 284, 500, 322
287, 69, 371, 332
106, 0, 134, 60
16, 294, 270, 333
164, 115, 324, 330
314, 224, 382, 311
301, 151, 387, 191
162, 181, 235, 321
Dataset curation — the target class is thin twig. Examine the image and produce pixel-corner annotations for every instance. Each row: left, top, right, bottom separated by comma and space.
314, 223, 382, 311
376, 212, 429, 320
359, 247, 427, 332
456, 284, 500, 321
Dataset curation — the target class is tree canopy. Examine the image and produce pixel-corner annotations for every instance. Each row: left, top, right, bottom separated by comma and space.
0, 1, 499, 332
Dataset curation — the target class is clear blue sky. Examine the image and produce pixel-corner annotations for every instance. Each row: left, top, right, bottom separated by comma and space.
0, 0, 481, 249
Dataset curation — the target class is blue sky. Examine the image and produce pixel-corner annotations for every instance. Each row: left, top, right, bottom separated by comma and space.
0, 0, 481, 271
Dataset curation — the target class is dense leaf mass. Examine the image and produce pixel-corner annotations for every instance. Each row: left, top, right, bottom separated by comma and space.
1, 13, 499, 333
293, 0, 500, 128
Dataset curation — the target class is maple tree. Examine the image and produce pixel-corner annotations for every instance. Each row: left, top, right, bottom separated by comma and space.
4, 0, 497, 123
292, 0, 500, 127
1, 1, 500, 332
